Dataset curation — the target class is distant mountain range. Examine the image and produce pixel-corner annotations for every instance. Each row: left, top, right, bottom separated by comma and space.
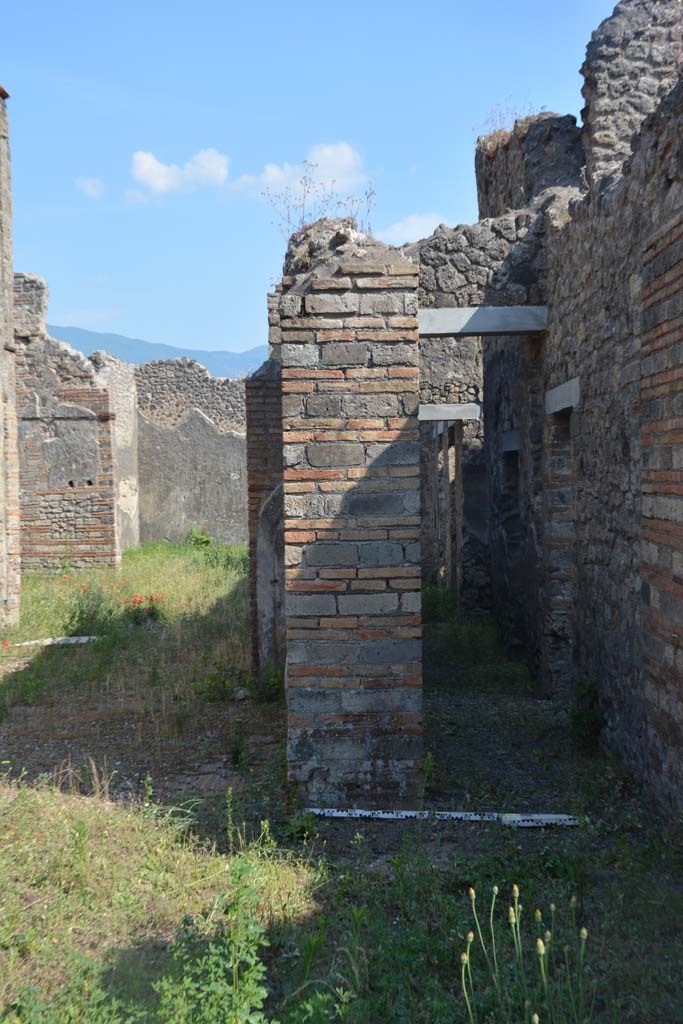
46, 324, 268, 378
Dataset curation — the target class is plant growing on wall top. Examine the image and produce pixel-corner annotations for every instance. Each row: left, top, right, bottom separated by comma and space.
262, 159, 376, 239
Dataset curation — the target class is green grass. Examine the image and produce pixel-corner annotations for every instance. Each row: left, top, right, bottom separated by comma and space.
0, 541, 252, 720
1, 546, 682, 1022
2, 770, 683, 1023
0, 775, 316, 1020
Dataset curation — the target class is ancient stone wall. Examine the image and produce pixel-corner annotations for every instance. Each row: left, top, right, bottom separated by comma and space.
14, 274, 120, 570
473, 0, 683, 810
581, 0, 683, 187
277, 220, 422, 808
134, 359, 247, 547
243, 0, 683, 816
0, 91, 19, 624
135, 358, 245, 433
543, 77, 683, 809
475, 113, 584, 220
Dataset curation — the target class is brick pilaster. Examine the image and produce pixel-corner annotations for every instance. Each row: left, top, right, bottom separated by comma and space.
280, 242, 423, 808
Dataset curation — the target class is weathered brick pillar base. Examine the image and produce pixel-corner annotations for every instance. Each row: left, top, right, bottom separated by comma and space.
279, 224, 423, 808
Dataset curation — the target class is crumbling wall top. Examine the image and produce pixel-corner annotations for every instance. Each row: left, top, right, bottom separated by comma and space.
581, 0, 683, 188
14, 272, 48, 339
282, 218, 415, 286
134, 357, 246, 434
475, 113, 584, 220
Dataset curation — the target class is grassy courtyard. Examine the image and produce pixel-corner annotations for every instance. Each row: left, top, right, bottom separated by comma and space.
0, 545, 681, 1022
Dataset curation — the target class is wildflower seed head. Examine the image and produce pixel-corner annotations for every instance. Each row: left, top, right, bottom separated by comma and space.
513, 884, 520, 899
532, 1015, 540, 1024
570, 895, 577, 908
508, 906, 516, 924
467, 931, 474, 944
493, 885, 499, 896
580, 927, 588, 941
545, 930, 552, 943
536, 938, 546, 956
468, 886, 476, 901
550, 903, 556, 913
535, 908, 542, 923
461, 952, 468, 965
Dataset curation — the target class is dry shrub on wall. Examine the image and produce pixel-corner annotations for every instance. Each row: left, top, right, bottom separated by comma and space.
262, 159, 376, 239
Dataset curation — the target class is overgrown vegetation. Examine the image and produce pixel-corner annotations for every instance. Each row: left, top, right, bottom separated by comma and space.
0, 543, 682, 1021
0, 538, 251, 723
262, 159, 376, 239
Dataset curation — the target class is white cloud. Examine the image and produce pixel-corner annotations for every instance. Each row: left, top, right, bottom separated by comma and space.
131, 147, 229, 194
76, 176, 105, 199
377, 212, 444, 245
239, 142, 367, 195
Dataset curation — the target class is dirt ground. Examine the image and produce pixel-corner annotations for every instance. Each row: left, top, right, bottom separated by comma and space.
0, 622, 636, 863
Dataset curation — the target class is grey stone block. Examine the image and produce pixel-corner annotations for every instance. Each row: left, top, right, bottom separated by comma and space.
359, 541, 403, 566
366, 441, 420, 466
400, 591, 421, 613
280, 293, 303, 317
402, 492, 421, 514
281, 343, 320, 368
284, 544, 303, 567
321, 343, 368, 367
288, 688, 342, 713
282, 394, 304, 417
402, 393, 419, 415
286, 593, 337, 616
322, 493, 344, 516
284, 443, 306, 467
307, 394, 343, 417
404, 542, 421, 563
306, 541, 357, 566
343, 393, 399, 418
305, 293, 360, 314
371, 343, 419, 366
345, 492, 405, 517
360, 293, 406, 315
284, 492, 326, 518
338, 593, 399, 615
307, 442, 364, 467
361, 638, 422, 664
287, 640, 361, 665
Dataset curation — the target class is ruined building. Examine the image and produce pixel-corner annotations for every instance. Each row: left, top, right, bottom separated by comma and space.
14, 274, 134, 570
12, 274, 248, 570
135, 357, 247, 546
248, 0, 683, 813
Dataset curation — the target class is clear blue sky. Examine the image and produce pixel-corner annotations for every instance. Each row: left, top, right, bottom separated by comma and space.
3, 0, 614, 353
